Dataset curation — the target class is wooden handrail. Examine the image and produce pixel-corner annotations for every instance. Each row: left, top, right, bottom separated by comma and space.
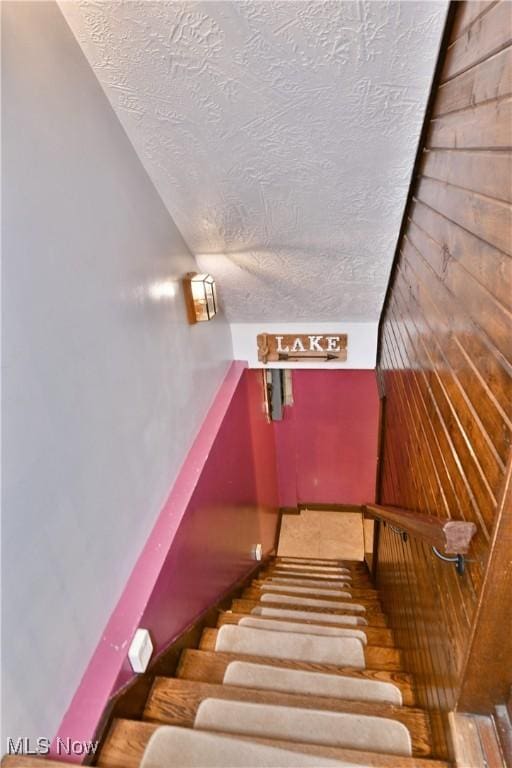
365, 504, 477, 555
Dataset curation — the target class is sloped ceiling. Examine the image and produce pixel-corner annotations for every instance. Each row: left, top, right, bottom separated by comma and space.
61, 1, 447, 322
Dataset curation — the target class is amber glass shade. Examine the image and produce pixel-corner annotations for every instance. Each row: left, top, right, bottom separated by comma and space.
183, 272, 218, 323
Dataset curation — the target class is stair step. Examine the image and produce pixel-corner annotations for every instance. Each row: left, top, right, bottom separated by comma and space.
100, 717, 450, 768
232, 598, 388, 626
251, 583, 354, 598
217, 612, 395, 647
253, 580, 379, 597
223, 615, 369, 644
194, 699, 412, 756
270, 562, 366, 571
177, 649, 417, 705
259, 575, 356, 588
274, 555, 354, 565
200, 628, 402, 670
247, 585, 381, 603
219, 660, 403, 705
264, 576, 371, 590
276, 558, 367, 570
143, 678, 432, 757
139, 724, 395, 767
265, 569, 372, 584
246, 604, 368, 625
255, 593, 368, 611
203, 624, 366, 667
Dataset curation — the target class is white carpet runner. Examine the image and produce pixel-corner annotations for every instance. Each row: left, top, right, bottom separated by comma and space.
265, 577, 353, 588
273, 564, 350, 574
214, 625, 366, 667
260, 593, 366, 611
222, 661, 402, 705
140, 725, 364, 767
258, 583, 353, 598
237, 616, 368, 644
194, 699, 412, 756
272, 569, 352, 579
250, 605, 368, 625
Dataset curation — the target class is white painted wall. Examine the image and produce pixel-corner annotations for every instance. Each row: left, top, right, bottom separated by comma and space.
61, 0, 448, 324
1, 1, 232, 746
231, 323, 379, 369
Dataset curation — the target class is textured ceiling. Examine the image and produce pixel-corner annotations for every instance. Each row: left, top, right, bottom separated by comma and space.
61, 1, 447, 322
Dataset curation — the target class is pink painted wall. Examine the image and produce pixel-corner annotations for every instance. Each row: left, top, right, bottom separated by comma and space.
274, 370, 380, 506
54, 364, 279, 760
124, 368, 279, 681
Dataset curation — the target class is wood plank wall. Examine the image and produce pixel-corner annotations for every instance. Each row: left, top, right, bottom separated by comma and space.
376, 1, 512, 759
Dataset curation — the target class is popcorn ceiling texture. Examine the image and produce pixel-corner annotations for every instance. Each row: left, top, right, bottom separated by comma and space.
61, 1, 447, 322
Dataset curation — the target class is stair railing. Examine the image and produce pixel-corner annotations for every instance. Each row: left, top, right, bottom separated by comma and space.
364, 504, 477, 575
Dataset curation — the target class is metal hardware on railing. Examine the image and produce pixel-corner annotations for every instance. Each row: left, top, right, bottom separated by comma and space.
431, 546, 465, 576
389, 524, 408, 543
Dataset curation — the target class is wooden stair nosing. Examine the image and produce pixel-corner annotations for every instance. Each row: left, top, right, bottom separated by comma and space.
244, 587, 382, 605
276, 558, 366, 563
252, 580, 380, 598
272, 560, 369, 576
232, 598, 388, 626
266, 567, 370, 579
231, 598, 384, 626
142, 677, 432, 757
275, 559, 368, 570
217, 612, 395, 647
270, 560, 369, 569
98, 717, 450, 768
199, 628, 402, 670
176, 648, 417, 706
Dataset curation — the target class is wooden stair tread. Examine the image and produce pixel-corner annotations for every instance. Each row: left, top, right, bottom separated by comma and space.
275, 559, 367, 569
266, 563, 369, 578
143, 677, 433, 757
199, 628, 402, 670
238, 591, 385, 612
176, 649, 417, 706
99, 718, 450, 768
218, 611, 395, 647
251, 581, 380, 598
262, 577, 374, 589
88, 555, 446, 767
272, 558, 366, 564
232, 599, 388, 626
244, 587, 382, 605
266, 568, 369, 579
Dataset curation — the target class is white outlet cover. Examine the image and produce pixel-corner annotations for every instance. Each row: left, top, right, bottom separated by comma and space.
252, 543, 263, 561
128, 628, 153, 673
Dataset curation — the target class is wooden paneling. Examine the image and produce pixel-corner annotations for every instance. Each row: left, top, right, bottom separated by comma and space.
377, 1, 512, 760
458, 456, 512, 712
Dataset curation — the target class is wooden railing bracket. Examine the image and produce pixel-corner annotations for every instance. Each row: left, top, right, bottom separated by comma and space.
431, 546, 466, 576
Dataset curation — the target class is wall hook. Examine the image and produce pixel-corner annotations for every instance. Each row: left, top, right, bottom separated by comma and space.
431, 546, 465, 575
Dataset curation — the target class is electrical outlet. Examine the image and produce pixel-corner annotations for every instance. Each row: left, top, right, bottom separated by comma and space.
252, 543, 263, 561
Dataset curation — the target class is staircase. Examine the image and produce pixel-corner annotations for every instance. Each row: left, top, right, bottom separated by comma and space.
94, 556, 449, 768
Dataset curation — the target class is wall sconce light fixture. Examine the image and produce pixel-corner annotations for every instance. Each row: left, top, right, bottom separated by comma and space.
183, 272, 218, 323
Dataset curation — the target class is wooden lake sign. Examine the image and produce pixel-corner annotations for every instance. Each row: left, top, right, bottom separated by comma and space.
257, 333, 348, 364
